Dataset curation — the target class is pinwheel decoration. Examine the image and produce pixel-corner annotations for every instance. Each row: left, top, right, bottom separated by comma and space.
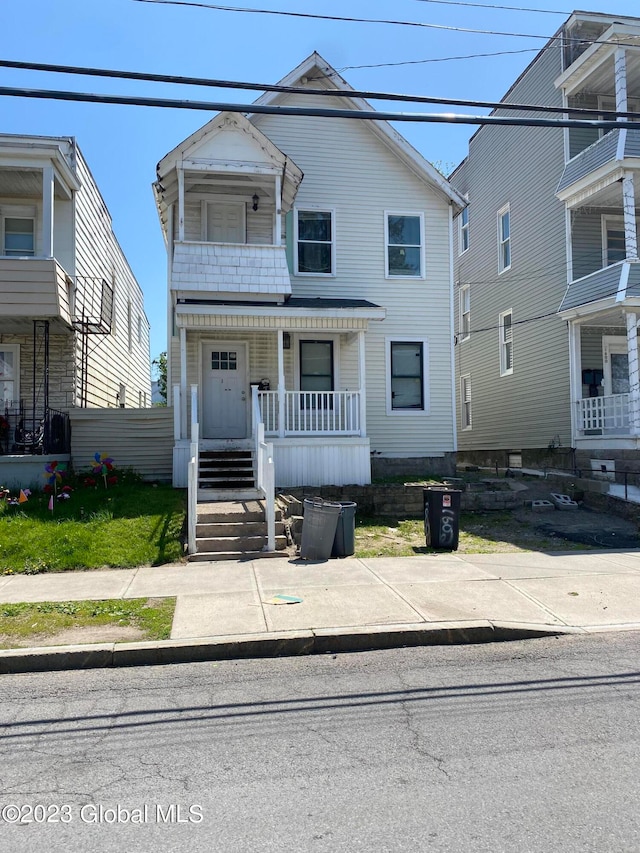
93, 452, 115, 488
43, 461, 66, 496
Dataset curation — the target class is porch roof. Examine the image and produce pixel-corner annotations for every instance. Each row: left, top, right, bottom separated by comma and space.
558, 261, 640, 316
175, 296, 385, 330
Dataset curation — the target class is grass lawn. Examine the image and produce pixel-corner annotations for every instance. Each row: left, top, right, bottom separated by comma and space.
0, 597, 176, 649
0, 474, 185, 573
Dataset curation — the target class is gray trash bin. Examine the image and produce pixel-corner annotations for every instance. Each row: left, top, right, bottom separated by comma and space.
300, 498, 342, 561
331, 501, 357, 558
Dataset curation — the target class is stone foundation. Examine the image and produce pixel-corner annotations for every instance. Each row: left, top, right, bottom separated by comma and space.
371, 453, 456, 480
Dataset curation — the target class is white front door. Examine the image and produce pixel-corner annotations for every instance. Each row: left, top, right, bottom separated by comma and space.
603, 337, 630, 396
206, 202, 245, 243
201, 343, 248, 438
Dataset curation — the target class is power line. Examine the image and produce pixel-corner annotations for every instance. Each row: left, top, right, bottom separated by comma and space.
339, 47, 542, 71
2, 58, 639, 119
410, 0, 568, 12
3, 84, 640, 130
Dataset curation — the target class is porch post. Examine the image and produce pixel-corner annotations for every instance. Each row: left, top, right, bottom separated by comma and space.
622, 173, 638, 260
615, 47, 628, 118
42, 166, 55, 258
568, 320, 582, 442
358, 330, 367, 437
277, 329, 285, 438
274, 174, 282, 245
180, 326, 187, 439
626, 312, 640, 435
177, 167, 185, 242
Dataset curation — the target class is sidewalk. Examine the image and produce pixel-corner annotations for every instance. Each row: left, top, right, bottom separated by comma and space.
1, 549, 640, 673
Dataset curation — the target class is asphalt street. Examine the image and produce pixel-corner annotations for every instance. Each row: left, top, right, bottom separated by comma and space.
1, 633, 639, 852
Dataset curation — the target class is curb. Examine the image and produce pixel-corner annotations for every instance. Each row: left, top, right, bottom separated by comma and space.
0, 621, 577, 674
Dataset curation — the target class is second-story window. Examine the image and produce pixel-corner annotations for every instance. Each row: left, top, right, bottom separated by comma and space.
386, 212, 424, 277
3, 217, 35, 257
499, 310, 513, 376
295, 209, 334, 275
602, 216, 628, 267
498, 205, 511, 273
459, 285, 470, 342
459, 207, 469, 254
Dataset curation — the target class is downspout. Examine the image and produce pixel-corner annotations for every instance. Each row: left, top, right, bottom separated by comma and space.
448, 203, 458, 455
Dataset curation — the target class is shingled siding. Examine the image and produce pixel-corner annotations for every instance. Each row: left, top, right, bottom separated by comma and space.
69, 408, 174, 481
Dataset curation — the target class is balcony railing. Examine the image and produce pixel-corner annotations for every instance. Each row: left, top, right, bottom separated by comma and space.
0, 405, 71, 455
577, 394, 630, 435
259, 390, 361, 436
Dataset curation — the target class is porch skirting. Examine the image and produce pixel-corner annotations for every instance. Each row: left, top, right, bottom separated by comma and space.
0, 454, 71, 490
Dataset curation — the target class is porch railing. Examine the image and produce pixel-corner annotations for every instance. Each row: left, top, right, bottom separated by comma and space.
258, 390, 361, 436
0, 405, 71, 455
252, 386, 275, 552
577, 394, 630, 434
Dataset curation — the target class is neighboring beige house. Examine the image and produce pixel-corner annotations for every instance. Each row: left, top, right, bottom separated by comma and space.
452, 10, 640, 479
0, 134, 152, 479
157, 53, 465, 493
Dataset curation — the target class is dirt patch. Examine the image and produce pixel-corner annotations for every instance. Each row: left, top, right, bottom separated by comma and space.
0, 624, 147, 649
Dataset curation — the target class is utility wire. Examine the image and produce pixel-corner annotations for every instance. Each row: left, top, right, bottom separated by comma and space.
410, 0, 568, 13
1, 59, 639, 119
339, 47, 542, 71
3, 84, 640, 129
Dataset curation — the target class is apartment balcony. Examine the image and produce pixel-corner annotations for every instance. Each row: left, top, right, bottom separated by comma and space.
0, 258, 73, 333
559, 261, 640, 315
170, 240, 292, 300
556, 128, 640, 204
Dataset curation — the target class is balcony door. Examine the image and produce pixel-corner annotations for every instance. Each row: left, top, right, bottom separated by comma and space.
201, 342, 248, 439
603, 337, 629, 396
206, 202, 245, 243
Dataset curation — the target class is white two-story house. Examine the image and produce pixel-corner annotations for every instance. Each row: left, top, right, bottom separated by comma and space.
158, 54, 464, 492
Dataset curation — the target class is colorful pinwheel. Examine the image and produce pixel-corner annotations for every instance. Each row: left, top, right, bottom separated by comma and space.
43, 461, 66, 493
93, 452, 115, 488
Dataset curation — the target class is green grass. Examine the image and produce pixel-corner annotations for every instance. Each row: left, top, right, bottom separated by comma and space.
0, 597, 176, 649
0, 474, 186, 573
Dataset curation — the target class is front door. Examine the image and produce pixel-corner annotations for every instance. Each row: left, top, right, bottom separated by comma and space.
201, 343, 248, 438
603, 337, 630, 396
206, 202, 245, 243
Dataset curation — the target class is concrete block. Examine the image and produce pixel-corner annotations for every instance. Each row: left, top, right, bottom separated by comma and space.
531, 500, 555, 512
550, 493, 579, 511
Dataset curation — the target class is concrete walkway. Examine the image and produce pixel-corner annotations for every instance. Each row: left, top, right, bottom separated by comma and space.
2, 548, 640, 673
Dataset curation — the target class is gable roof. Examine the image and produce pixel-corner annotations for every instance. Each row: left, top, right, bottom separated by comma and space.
250, 52, 466, 210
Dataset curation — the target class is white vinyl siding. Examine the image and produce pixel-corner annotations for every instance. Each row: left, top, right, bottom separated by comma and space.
499, 310, 513, 376
460, 374, 472, 429
459, 285, 470, 342
498, 205, 511, 273
385, 211, 424, 278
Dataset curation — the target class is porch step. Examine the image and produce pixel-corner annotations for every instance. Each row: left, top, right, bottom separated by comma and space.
198, 449, 256, 491
197, 488, 262, 501
189, 499, 288, 561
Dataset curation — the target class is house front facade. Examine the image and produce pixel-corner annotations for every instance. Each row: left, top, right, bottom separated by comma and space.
159, 54, 465, 491
452, 11, 640, 479
0, 134, 152, 480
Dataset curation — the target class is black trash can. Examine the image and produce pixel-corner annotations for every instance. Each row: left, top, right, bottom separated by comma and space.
423, 487, 461, 550
300, 498, 342, 561
331, 501, 358, 558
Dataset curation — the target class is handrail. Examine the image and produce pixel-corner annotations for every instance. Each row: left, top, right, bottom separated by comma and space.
253, 385, 276, 551
577, 393, 630, 433
187, 384, 199, 555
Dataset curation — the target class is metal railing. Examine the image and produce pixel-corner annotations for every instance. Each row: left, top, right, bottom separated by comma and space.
0, 405, 70, 455
252, 386, 275, 551
258, 390, 361, 436
577, 394, 630, 434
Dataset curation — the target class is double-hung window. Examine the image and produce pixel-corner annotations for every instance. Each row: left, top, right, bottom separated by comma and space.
498, 205, 511, 273
299, 340, 334, 408
387, 339, 428, 412
499, 310, 513, 376
295, 209, 334, 275
385, 212, 424, 277
3, 217, 35, 257
602, 216, 629, 267
459, 285, 470, 342
459, 207, 469, 254
460, 375, 472, 430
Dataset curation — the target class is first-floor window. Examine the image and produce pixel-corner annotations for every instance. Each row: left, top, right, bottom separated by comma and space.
300, 340, 334, 406
389, 340, 426, 411
461, 375, 472, 429
0, 345, 19, 405
3, 217, 35, 256
499, 310, 513, 375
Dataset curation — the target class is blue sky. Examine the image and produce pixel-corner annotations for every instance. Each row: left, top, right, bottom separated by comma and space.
2, 0, 639, 364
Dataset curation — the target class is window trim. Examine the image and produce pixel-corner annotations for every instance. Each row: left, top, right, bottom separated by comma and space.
458, 207, 469, 255
499, 309, 513, 377
384, 210, 425, 279
460, 374, 472, 430
497, 204, 511, 274
293, 207, 336, 277
601, 214, 629, 268
459, 285, 470, 343
2, 213, 36, 258
293, 333, 340, 391
0, 344, 20, 406
385, 337, 430, 416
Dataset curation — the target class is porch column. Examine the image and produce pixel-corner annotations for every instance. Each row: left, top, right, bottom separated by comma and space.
568, 320, 582, 441
622, 172, 638, 260
358, 330, 367, 437
177, 167, 185, 242
180, 326, 187, 439
42, 166, 55, 258
615, 47, 628, 118
626, 312, 640, 435
277, 329, 285, 438
274, 174, 282, 245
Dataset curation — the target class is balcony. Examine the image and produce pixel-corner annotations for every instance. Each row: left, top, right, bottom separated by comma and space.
576, 394, 630, 436
0, 258, 73, 332
170, 241, 291, 299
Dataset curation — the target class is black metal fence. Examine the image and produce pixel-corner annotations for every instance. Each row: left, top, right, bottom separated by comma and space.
0, 405, 71, 456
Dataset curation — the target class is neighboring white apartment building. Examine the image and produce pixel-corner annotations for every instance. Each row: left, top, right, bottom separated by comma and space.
0, 134, 152, 464
157, 53, 465, 489
452, 10, 640, 479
